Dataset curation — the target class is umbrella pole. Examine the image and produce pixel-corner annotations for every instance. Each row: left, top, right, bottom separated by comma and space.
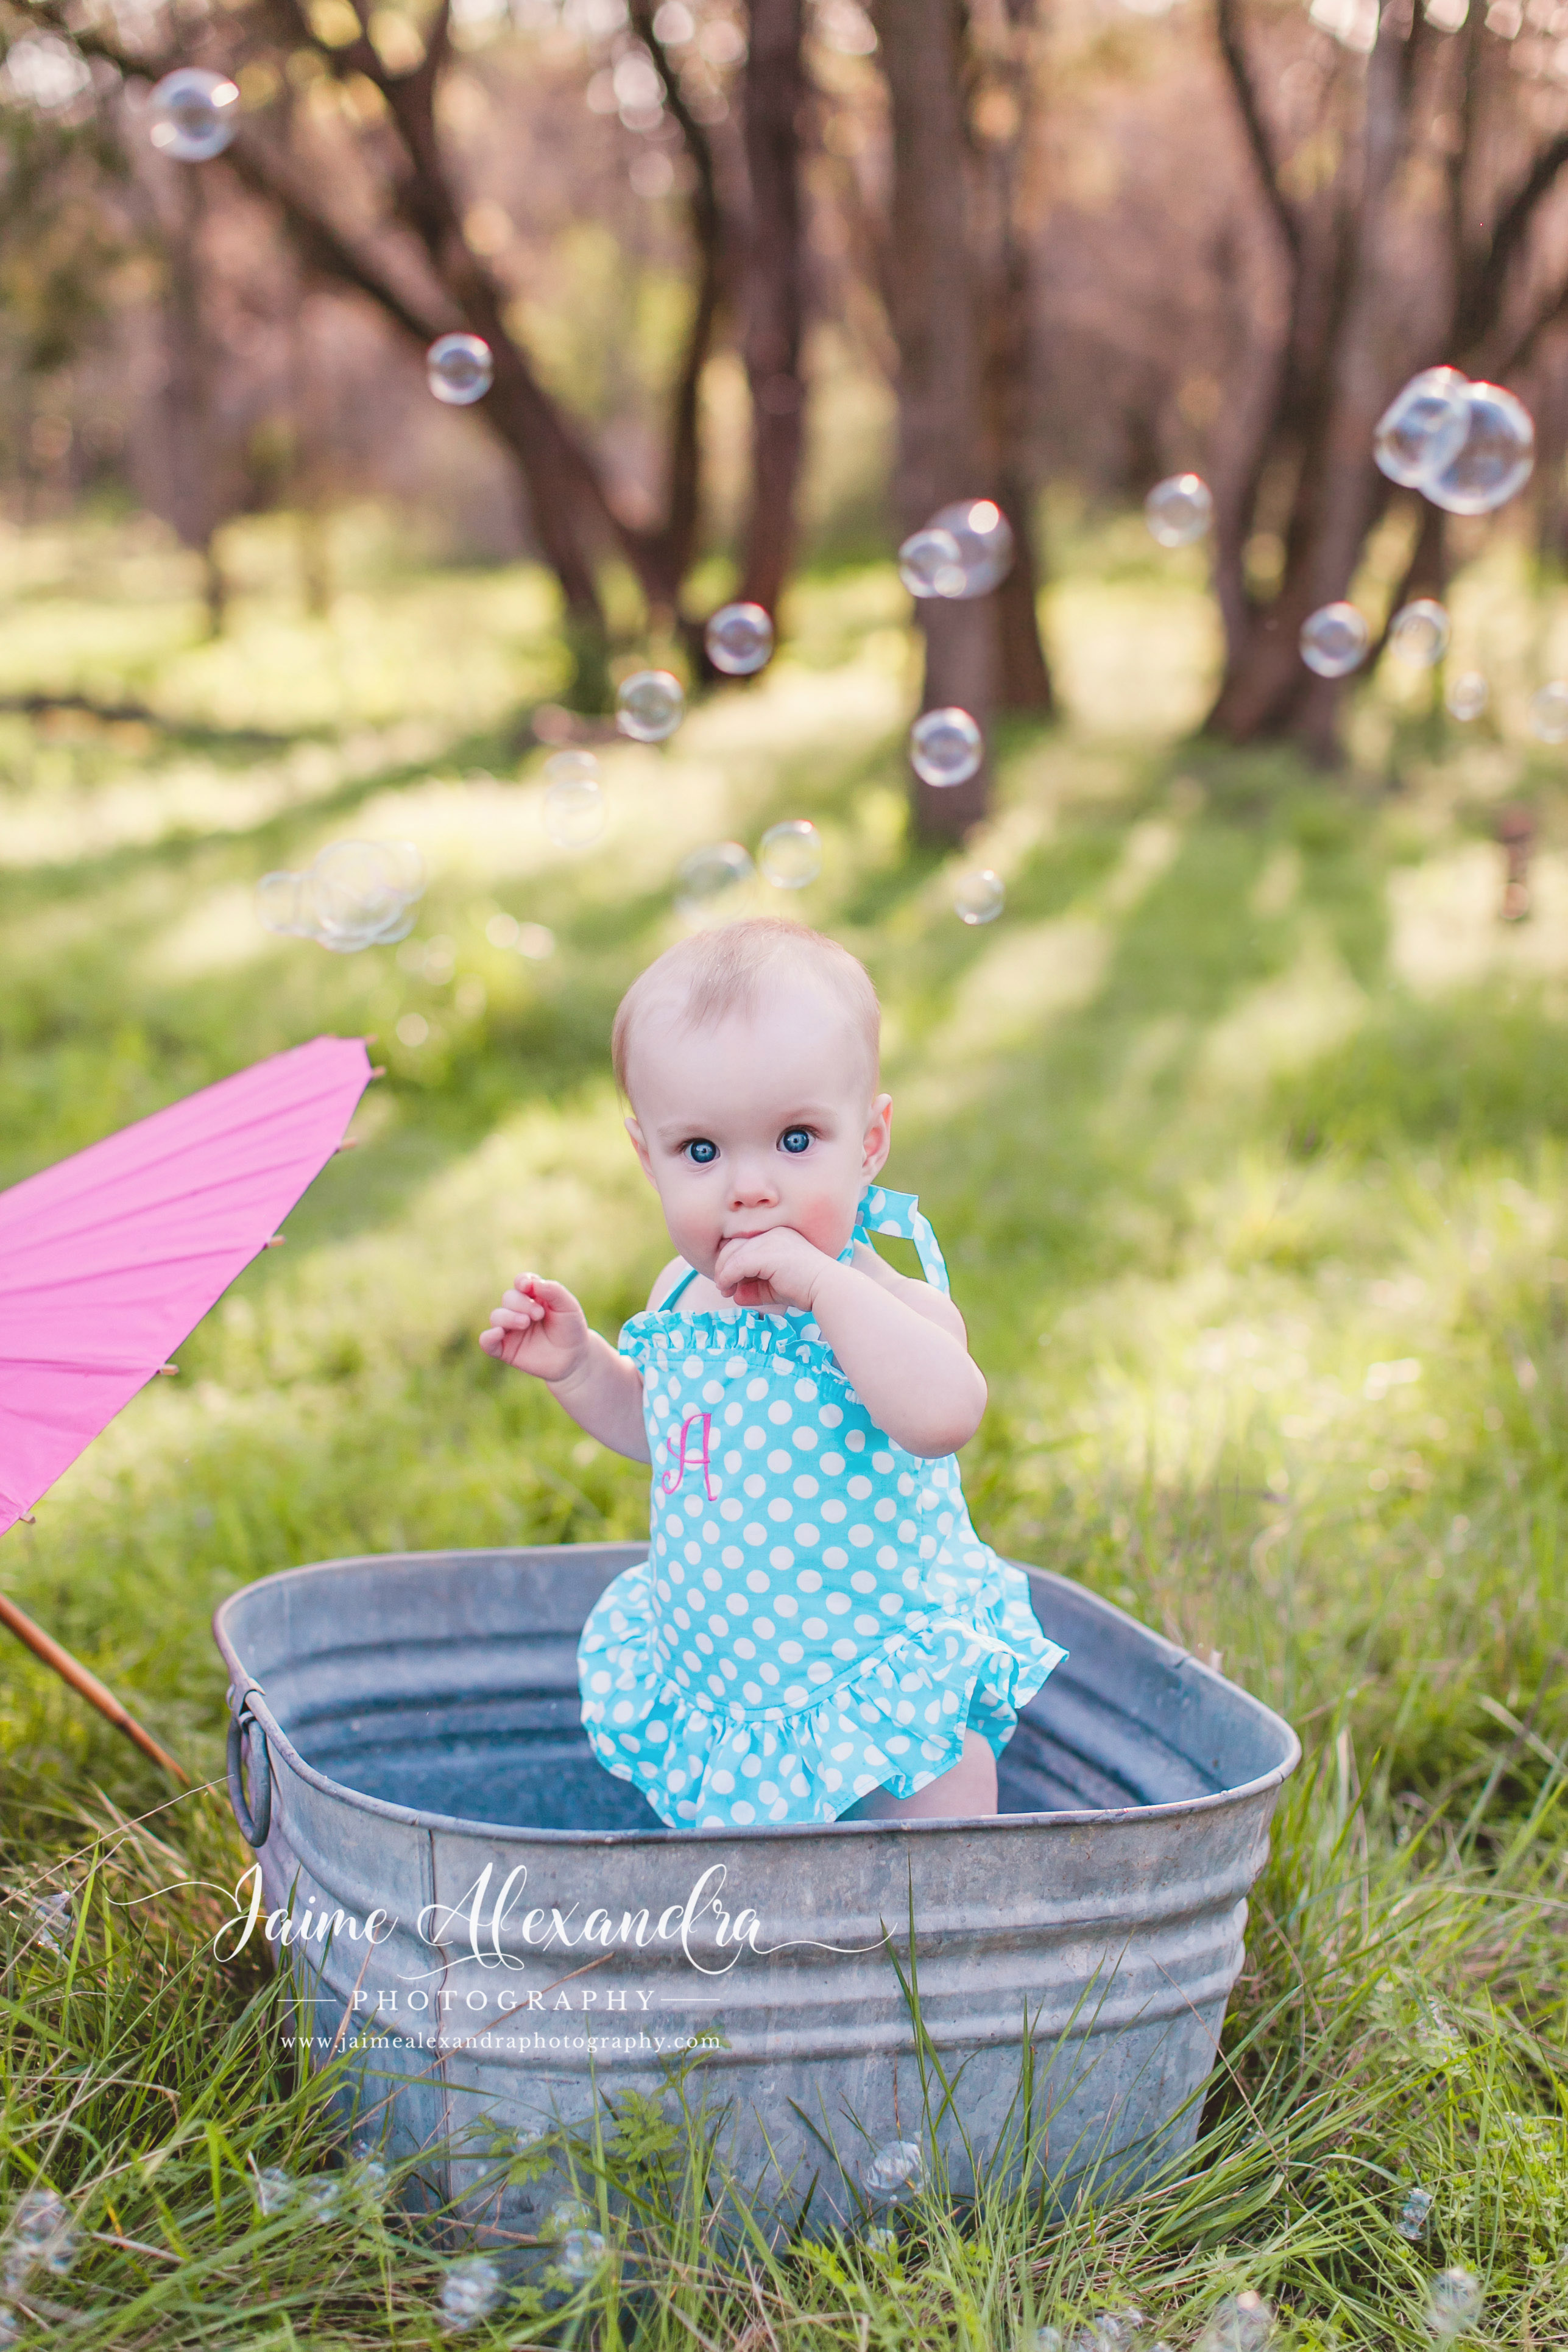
0, 1591, 189, 1784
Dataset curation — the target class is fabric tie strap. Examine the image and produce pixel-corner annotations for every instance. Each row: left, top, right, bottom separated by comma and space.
851, 1184, 952, 1296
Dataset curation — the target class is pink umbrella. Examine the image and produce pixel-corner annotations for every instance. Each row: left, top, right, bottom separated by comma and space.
0, 1035, 374, 1771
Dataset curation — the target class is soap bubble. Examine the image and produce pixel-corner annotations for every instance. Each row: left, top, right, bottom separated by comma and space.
1424, 382, 1534, 515
30, 1891, 73, 1954
861, 2138, 925, 2201
898, 526, 967, 598
1389, 599, 1450, 666
954, 867, 1005, 925
426, 333, 494, 406
1531, 682, 1568, 743
909, 705, 983, 788
616, 668, 685, 742
705, 601, 774, 675
253, 2166, 298, 2216
1446, 671, 1488, 721
543, 767, 606, 847
542, 2194, 593, 2239
148, 68, 240, 162
257, 841, 425, 951
1066, 2314, 1149, 2352
675, 841, 754, 920
557, 2228, 608, 2281
3, 2187, 77, 2287
1194, 2290, 1274, 2352
864, 2225, 899, 2255
1299, 602, 1368, 679
1396, 2185, 1434, 2239
924, 498, 1014, 595
1374, 367, 1471, 489
1424, 2268, 1481, 2339
758, 818, 822, 887
1145, 473, 1213, 548
541, 749, 599, 789
439, 2254, 503, 2332
306, 841, 425, 948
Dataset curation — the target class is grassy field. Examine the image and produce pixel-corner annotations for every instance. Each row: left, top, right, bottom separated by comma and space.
4, 506, 1568, 2346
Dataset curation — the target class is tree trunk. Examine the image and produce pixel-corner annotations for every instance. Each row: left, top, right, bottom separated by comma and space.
163, 171, 226, 638
985, 0, 1054, 716
872, 0, 995, 839
737, 0, 807, 621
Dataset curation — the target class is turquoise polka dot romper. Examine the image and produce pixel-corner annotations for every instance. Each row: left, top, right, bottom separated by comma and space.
576, 1184, 1067, 1829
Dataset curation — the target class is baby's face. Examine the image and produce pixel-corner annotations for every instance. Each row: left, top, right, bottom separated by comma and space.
624, 983, 891, 1279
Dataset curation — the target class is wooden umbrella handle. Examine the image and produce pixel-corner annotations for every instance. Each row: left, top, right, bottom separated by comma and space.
0, 1589, 189, 1784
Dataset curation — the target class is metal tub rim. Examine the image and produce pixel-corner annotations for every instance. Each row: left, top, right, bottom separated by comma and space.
212, 1544, 1301, 1846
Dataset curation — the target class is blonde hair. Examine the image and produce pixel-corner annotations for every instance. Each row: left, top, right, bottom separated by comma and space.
612, 919, 880, 1103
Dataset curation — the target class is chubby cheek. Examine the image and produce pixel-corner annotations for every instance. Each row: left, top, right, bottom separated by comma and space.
785, 1179, 855, 1259
655, 1171, 724, 1271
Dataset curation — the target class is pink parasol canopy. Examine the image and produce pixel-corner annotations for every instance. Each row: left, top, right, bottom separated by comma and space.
0, 1036, 373, 1541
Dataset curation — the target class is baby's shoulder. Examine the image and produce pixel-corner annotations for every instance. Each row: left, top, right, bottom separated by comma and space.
646, 1256, 693, 1312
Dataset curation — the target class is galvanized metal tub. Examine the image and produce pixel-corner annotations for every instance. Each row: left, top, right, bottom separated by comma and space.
213, 1543, 1298, 2245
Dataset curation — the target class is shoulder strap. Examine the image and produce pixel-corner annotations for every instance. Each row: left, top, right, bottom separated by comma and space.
852, 1184, 951, 1296
657, 1263, 702, 1310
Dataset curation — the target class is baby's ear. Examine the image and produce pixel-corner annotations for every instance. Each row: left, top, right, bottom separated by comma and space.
625, 1114, 656, 1184
861, 1092, 893, 1175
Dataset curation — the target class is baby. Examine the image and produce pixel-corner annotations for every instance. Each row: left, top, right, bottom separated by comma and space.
481, 918, 1065, 1829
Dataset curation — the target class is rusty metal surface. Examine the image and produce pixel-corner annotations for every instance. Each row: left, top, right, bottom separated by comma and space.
213, 1544, 1298, 2244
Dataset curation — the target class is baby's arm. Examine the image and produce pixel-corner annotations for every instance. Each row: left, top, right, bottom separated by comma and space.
481, 1274, 650, 1462
709, 1233, 986, 1457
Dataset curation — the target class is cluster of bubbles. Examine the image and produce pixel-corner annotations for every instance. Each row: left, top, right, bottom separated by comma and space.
1193, 2292, 1274, 2352
1145, 474, 1213, 548
257, 841, 426, 951
860, 2137, 926, 2202
439, 2253, 504, 2334
1033, 2307, 1164, 2352
147, 67, 239, 162
1, 2183, 79, 2345
540, 2192, 609, 2283
897, 501, 1015, 600
252, 2155, 389, 2223
1374, 368, 1535, 515
673, 821, 823, 918
1395, 2184, 1433, 2239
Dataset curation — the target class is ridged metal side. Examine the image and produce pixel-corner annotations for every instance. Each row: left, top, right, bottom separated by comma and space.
213, 1544, 1298, 2245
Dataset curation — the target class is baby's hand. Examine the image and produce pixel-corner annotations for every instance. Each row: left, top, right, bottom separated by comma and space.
480, 1273, 592, 1384
711, 1227, 832, 1313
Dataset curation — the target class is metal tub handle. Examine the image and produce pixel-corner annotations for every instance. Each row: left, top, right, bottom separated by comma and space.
226, 1686, 272, 1848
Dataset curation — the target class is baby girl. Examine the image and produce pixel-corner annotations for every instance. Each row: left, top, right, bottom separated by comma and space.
480, 918, 1065, 1829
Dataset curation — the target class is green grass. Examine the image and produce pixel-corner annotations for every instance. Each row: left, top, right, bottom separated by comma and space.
5, 507, 1568, 2345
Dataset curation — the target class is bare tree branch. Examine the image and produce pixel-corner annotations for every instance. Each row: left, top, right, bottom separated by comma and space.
1457, 130, 1568, 355
1213, 0, 1301, 267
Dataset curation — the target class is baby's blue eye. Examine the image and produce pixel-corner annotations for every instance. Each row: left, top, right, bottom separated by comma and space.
685, 1139, 718, 1165
780, 1128, 812, 1155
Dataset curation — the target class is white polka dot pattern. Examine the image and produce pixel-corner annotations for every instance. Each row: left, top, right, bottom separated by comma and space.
576, 1184, 1067, 1828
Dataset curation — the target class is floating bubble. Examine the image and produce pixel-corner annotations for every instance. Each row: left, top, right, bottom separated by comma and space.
4, 2188, 77, 2287
1299, 602, 1369, 679
705, 601, 774, 676
1389, 599, 1450, 666
675, 841, 754, 920
909, 705, 983, 788
924, 498, 1015, 595
954, 867, 1005, 925
543, 752, 606, 849
1425, 2268, 1481, 2340
426, 333, 494, 406
253, 2166, 298, 2217
256, 871, 305, 935
1531, 682, 1568, 743
861, 2138, 925, 2200
617, 668, 685, 743
148, 68, 240, 162
558, 2228, 608, 2281
898, 526, 966, 598
1194, 2290, 1274, 2352
1373, 367, 1471, 490
542, 2194, 594, 2239
1396, 2185, 1434, 2239
758, 818, 822, 888
1145, 473, 1213, 548
30, 1891, 73, 1954
439, 2254, 503, 2332
1446, 671, 1488, 721
1067, 2315, 1149, 2352
1424, 382, 1534, 515
306, 841, 424, 948
863, 2225, 899, 2255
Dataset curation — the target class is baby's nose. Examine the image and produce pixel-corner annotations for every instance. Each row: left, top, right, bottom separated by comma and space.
729, 1162, 779, 1204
